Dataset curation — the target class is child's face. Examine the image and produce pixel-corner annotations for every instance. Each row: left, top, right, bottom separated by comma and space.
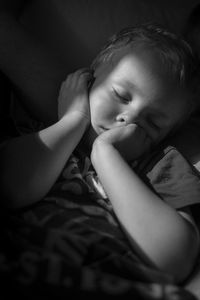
89, 46, 189, 147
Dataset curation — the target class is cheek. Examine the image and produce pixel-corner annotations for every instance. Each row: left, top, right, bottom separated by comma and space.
89, 90, 118, 124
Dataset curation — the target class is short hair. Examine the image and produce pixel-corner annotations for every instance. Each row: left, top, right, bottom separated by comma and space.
91, 23, 198, 89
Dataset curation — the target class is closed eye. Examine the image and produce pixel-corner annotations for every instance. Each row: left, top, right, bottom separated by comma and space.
112, 88, 130, 104
148, 119, 160, 131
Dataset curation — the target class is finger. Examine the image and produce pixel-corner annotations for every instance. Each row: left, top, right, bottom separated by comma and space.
75, 68, 92, 75
78, 72, 94, 87
60, 73, 74, 87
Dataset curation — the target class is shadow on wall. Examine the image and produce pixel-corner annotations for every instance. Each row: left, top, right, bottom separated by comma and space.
21, 0, 200, 71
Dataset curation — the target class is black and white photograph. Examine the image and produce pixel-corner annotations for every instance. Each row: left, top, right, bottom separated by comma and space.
0, 1, 200, 299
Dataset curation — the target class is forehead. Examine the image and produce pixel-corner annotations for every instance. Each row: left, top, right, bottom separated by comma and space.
96, 46, 177, 100
111, 47, 166, 91
94, 46, 189, 118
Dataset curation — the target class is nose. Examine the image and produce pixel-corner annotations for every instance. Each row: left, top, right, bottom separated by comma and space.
116, 111, 140, 126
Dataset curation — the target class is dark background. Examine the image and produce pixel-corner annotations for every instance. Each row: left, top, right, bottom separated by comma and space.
21, 0, 200, 71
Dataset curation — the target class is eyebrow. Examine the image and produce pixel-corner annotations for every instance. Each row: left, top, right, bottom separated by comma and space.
114, 79, 141, 94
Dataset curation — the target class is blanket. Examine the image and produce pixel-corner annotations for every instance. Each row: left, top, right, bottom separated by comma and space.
0, 195, 196, 300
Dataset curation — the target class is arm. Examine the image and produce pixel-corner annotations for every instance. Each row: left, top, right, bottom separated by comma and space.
91, 128, 200, 283
0, 69, 92, 208
0, 114, 88, 208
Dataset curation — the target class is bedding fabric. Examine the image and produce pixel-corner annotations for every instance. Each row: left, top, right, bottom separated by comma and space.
1, 1, 200, 299
0, 204, 196, 300
1, 142, 200, 299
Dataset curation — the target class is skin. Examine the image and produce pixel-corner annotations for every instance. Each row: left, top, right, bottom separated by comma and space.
0, 46, 192, 208
0, 13, 198, 282
87, 47, 199, 282
84, 45, 191, 161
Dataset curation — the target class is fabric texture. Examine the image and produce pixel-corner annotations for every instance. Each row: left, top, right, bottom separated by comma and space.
0, 105, 200, 299
0, 146, 198, 299
135, 145, 200, 210
0, 147, 198, 299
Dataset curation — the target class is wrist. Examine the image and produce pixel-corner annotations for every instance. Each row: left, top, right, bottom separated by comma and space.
91, 138, 116, 166
59, 111, 90, 128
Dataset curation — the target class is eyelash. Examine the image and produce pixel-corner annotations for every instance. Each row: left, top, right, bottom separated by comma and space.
113, 88, 130, 104
149, 119, 160, 130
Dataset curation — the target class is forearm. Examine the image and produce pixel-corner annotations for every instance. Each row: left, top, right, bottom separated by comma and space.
91, 141, 199, 282
0, 113, 88, 208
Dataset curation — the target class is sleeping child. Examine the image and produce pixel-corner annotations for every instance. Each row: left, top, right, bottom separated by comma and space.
0, 8, 200, 284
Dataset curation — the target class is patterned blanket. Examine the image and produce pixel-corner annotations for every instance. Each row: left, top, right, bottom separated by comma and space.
0, 194, 196, 300
1, 139, 199, 299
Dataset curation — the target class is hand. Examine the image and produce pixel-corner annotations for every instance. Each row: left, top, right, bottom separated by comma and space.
93, 123, 152, 161
57, 68, 93, 122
